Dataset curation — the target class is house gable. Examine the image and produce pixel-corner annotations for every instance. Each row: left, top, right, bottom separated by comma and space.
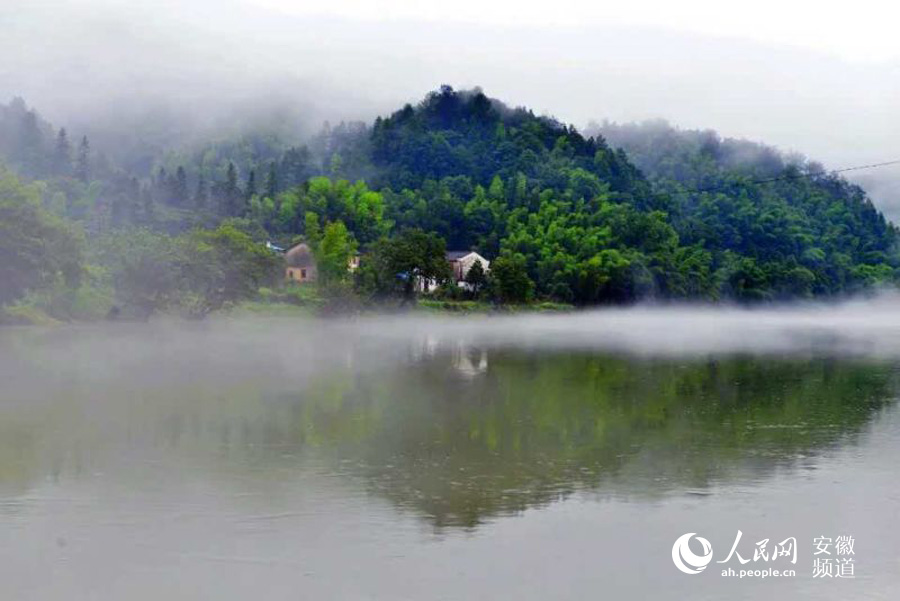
446, 250, 490, 282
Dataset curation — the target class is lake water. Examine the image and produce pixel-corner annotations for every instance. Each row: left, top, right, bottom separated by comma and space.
3, 302, 900, 599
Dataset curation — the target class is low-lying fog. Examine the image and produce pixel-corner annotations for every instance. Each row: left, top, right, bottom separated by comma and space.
354, 294, 900, 358
5, 293, 900, 601
6, 293, 900, 385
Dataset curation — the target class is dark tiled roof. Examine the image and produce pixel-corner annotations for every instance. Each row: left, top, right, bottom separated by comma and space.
285, 242, 315, 268
446, 250, 473, 261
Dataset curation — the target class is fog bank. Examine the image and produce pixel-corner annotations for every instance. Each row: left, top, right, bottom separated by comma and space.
2, 1, 898, 185
7, 295, 900, 396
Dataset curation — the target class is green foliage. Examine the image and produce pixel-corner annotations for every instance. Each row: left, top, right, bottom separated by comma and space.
303, 178, 388, 242
596, 120, 899, 299
91, 228, 182, 317
0, 304, 60, 325
464, 258, 488, 297
370, 85, 647, 201
315, 220, 357, 290
489, 252, 534, 304
179, 223, 281, 316
92, 223, 280, 318
357, 228, 451, 302
256, 283, 323, 308
1, 90, 898, 313
75, 136, 90, 183
221, 161, 243, 217
10, 269, 114, 322
0, 169, 84, 305
304, 211, 321, 245
416, 299, 492, 313
264, 178, 390, 245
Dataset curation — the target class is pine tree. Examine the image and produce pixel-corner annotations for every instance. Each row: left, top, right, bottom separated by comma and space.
465, 259, 487, 297
53, 128, 71, 176
194, 173, 208, 209
128, 177, 141, 222
245, 169, 257, 200
174, 166, 189, 207
223, 162, 243, 216
75, 135, 90, 183
140, 184, 156, 225
280, 146, 310, 188
165, 171, 178, 205
264, 161, 279, 198
154, 167, 169, 204
329, 153, 343, 177
16, 109, 45, 177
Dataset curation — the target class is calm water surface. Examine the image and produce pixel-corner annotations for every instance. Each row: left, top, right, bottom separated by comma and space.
2, 308, 900, 599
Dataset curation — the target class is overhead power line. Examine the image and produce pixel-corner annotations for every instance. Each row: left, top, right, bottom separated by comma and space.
828, 158, 900, 175
654, 158, 900, 198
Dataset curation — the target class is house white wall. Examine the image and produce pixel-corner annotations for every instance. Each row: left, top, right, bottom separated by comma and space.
456, 252, 490, 279
451, 252, 490, 289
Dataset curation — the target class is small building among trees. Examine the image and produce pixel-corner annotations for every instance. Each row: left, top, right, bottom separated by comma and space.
446, 251, 490, 287
284, 241, 360, 283
285, 242, 317, 282
419, 250, 491, 293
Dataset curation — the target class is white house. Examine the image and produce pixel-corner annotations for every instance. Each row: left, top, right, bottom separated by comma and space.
419, 250, 491, 292
446, 251, 490, 287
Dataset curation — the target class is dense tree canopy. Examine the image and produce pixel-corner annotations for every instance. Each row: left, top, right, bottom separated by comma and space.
91, 221, 280, 318
594, 120, 898, 299
357, 228, 451, 302
370, 85, 649, 201
0, 169, 83, 305
1, 88, 897, 314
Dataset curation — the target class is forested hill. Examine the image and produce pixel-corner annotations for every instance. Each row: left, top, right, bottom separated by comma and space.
370, 87, 648, 201
1, 87, 898, 316
592, 119, 791, 185
591, 120, 897, 299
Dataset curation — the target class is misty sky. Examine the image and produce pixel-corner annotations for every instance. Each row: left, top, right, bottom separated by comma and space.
2, 0, 899, 214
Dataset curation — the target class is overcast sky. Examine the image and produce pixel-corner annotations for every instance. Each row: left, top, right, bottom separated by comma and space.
254, 0, 900, 62
2, 0, 898, 212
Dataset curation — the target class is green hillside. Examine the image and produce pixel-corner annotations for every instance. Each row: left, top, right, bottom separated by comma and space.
1, 87, 897, 318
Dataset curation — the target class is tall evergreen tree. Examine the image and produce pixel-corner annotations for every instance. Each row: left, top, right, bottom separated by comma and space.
75, 135, 90, 183
140, 184, 156, 225
465, 259, 487, 296
174, 166, 189, 207
264, 161, 279, 198
194, 173, 208, 210
280, 146, 310, 188
223, 162, 243, 216
154, 167, 170, 204
53, 128, 71, 177
16, 109, 45, 177
245, 169, 257, 200
128, 176, 141, 222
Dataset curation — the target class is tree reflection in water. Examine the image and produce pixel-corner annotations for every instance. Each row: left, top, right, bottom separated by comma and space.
243, 344, 896, 529
0, 331, 895, 531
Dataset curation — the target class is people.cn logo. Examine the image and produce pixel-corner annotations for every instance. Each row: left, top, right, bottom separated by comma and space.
672, 533, 714, 574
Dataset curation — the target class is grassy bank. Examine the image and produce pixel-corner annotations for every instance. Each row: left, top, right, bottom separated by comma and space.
416, 299, 574, 314
2, 282, 576, 325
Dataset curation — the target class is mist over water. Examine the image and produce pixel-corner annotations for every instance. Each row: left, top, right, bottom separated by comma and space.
7, 292, 900, 390
3, 298, 900, 599
4, 0, 900, 596
348, 293, 900, 358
